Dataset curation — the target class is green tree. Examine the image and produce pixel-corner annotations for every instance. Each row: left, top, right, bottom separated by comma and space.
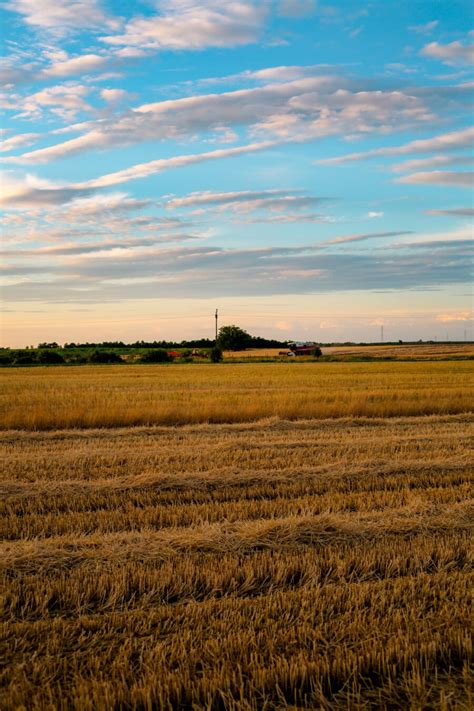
217, 325, 252, 351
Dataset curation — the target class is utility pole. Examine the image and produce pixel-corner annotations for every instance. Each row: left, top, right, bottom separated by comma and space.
381, 325, 384, 343
215, 309, 218, 344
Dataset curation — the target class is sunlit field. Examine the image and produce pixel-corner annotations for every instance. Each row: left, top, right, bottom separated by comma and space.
1, 360, 473, 430
1, 361, 473, 709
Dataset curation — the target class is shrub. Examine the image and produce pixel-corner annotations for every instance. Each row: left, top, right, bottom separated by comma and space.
12, 350, 37, 365
88, 350, 123, 364
210, 346, 223, 363
0, 352, 14, 366
140, 349, 171, 364
311, 347, 322, 358
37, 350, 65, 364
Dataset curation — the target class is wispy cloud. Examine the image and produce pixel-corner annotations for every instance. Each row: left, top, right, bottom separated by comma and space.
395, 171, 474, 186
409, 20, 439, 35
165, 188, 331, 223
82, 141, 280, 189
322, 231, 412, 246
425, 207, 474, 217
391, 154, 474, 172
0, 133, 40, 153
318, 127, 474, 165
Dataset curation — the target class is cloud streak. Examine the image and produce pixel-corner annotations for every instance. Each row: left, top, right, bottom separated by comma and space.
395, 171, 474, 186
318, 127, 474, 165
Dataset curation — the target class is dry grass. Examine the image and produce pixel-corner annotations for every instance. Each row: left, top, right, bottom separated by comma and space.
1, 406, 473, 709
1, 360, 473, 430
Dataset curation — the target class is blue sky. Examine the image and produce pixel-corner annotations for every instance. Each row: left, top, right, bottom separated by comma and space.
0, 0, 472, 346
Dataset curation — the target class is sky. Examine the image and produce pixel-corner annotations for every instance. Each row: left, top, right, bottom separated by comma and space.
0, 0, 473, 347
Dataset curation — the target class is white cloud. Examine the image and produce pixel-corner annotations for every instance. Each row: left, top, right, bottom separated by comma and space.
319, 126, 474, 164
41, 53, 108, 78
0, 133, 40, 153
4, 0, 119, 32
395, 171, 474, 186
100, 88, 130, 104
367, 211, 384, 218
101, 1, 267, 50
15, 84, 93, 120
421, 40, 474, 65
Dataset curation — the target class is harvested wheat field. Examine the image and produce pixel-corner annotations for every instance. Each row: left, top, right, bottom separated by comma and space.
1, 361, 473, 430
1, 363, 473, 710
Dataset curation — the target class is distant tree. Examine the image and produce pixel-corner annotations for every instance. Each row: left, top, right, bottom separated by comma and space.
13, 350, 37, 365
0, 352, 14, 366
217, 325, 252, 351
139, 349, 171, 363
210, 346, 223, 362
311, 347, 322, 358
37, 349, 65, 364
88, 350, 123, 364
38, 342, 59, 349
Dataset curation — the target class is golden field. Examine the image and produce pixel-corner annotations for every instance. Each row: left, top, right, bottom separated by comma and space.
1, 361, 473, 709
1, 360, 473, 430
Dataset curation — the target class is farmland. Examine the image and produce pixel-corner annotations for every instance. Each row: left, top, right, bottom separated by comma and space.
1, 360, 473, 709
1, 360, 473, 430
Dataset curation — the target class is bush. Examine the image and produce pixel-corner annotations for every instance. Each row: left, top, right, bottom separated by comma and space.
210, 346, 223, 363
13, 350, 37, 365
0, 352, 14, 366
139, 349, 172, 363
37, 349, 65, 364
88, 350, 123, 364
311, 347, 322, 358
